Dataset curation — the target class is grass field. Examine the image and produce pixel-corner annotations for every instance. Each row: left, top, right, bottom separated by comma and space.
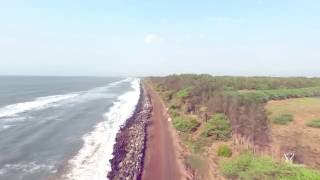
266, 97, 320, 126
266, 97, 320, 169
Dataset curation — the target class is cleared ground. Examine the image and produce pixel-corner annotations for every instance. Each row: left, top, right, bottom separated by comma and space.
142, 84, 186, 180
266, 97, 320, 168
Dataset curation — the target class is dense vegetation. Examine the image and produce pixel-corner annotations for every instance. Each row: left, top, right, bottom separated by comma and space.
213, 76, 320, 90
201, 113, 231, 140
150, 75, 271, 147
231, 86, 320, 103
172, 115, 200, 133
150, 74, 320, 146
152, 74, 320, 91
148, 74, 320, 179
221, 152, 320, 180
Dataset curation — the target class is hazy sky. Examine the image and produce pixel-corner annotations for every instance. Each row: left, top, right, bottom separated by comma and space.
1, 0, 319, 77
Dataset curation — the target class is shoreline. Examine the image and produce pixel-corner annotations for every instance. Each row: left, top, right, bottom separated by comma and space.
107, 84, 152, 179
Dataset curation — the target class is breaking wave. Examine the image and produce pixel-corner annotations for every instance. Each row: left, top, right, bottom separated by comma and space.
0, 78, 131, 120
0, 94, 79, 119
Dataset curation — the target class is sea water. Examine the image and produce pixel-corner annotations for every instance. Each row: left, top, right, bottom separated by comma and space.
0, 76, 140, 180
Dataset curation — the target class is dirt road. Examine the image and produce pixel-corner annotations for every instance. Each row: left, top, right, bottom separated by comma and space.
142, 84, 183, 180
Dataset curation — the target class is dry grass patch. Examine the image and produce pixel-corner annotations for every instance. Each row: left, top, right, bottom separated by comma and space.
266, 97, 320, 169
266, 98, 320, 126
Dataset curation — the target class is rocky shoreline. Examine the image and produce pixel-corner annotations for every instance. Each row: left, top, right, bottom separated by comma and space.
107, 84, 152, 180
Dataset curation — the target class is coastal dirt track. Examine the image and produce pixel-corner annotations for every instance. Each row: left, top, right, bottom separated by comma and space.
142, 84, 183, 180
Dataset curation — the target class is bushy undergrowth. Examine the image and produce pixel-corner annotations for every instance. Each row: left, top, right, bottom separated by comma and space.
217, 145, 232, 157
176, 87, 191, 98
172, 116, 200, 133
272, 114, 294, 125
168, 106, 180, 118
183, 135, 212, 153
306, 119, 320, 128
201, 113, 231, 140
221, 152, 320, 180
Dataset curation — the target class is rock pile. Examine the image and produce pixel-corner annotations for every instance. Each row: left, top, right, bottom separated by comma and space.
107, 86, 152, 180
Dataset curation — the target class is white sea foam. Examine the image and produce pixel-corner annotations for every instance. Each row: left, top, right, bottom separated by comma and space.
2, 125, 14, 129
67, 87, 115, 104
63, 78, 140, 180
0, 94, 79, 119
59, 78, 130, 106
0, 78, 130, 120
2, 116, 29, 123
0, 161, 56, 175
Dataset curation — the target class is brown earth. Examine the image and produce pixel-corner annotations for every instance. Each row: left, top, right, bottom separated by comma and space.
142, 83, 188, 180
266, 98, 320, 168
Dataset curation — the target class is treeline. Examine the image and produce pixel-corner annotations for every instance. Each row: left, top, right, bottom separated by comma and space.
229, 86, 320, 103
214, 76, 320, 90
151, 74, 320, 91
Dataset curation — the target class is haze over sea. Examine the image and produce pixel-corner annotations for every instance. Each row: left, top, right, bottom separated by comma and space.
0, 76, 140, 180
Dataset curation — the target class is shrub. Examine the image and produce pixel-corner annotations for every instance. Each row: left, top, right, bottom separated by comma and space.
168, 108, 180, 118
154, 83, 165, 92
201, 113, 231, 140
172, 116, 200, 133
217, 145, 232, 157
183, 136, 213, 153
220, 152, 320, 180
273, 114, 294, 125
162, 90, 174, 101
176, 87, 191, 98
168, 105, 180, 118
306, 119, 320, 128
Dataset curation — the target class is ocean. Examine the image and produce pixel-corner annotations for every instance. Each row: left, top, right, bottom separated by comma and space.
0, 76, 140, 180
